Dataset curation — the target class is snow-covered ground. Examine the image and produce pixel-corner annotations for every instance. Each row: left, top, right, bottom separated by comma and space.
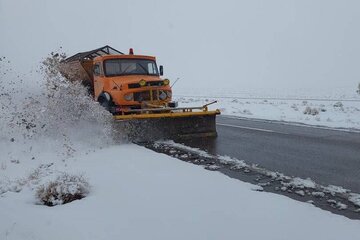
2, 140, 360, 240
1, 59, 360, 239
175, 91, 360, 130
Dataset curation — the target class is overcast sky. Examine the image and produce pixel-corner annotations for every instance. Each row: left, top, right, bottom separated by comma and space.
1, 0, 359, 93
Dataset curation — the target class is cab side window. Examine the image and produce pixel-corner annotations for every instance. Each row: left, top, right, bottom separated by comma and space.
93, 63, 101, 76
148, 62, 155, 74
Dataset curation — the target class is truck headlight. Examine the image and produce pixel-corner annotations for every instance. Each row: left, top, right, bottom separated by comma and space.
139, 79, 146, 87
163, 79, 170, 85
124, 93, 133, 101
159, 91, 167, 100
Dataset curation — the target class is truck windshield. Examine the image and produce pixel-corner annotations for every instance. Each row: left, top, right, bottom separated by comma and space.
104, 59, 159, 76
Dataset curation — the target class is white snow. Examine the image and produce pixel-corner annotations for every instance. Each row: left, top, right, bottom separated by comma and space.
159, 140, 248, 169
1, 141, 360, 240
336, 202, 348, 210
284, 177, 316, 189
158, 140, 360, 209
295, 190, 305, 196
1, 32, 360, 240
155, 140, 213, 158
349, 194, 360, 208
323, 185, 350, 195
1, 75, 359, 238
175, 94, 360, 130
312, 192, 326, 198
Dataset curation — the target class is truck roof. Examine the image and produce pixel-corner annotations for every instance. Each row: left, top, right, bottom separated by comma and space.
64, 45, 124, 63
94, 54, 156, 61
64, 45, 156, 63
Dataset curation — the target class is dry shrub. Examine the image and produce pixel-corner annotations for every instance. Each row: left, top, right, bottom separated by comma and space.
303, 106, 319, 115
36, 173, 90, 206
333, 101, 344, 108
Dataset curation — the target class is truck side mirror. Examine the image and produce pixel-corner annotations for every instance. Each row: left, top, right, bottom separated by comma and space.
159, 65, 164, 76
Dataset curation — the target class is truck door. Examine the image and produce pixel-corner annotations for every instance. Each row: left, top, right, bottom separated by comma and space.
93, 62, 103, 100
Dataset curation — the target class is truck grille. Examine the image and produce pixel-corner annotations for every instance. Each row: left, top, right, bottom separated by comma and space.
133, 90, 159, 102
128, 81, 164, 89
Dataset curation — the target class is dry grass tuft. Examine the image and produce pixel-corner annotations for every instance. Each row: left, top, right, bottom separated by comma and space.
36, 173, 90, 206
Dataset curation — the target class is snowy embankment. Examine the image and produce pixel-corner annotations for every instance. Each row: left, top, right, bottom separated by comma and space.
1, 57, 360, 239
175, 92, 360, 130
2, 142, 360, 240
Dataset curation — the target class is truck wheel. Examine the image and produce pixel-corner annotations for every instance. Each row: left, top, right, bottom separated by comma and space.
81, 80, 94, 96
98, 93, 114, 113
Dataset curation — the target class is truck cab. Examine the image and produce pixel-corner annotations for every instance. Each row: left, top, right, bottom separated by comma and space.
61, 46, 173, 114
93, 52, 172, 113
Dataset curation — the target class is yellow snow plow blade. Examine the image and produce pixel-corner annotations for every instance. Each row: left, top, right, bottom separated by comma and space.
114, 109, 220, 120
113, 104, 220, 142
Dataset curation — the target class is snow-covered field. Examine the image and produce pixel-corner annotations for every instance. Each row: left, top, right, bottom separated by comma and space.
2, 140, 360, 240
175, 91, 360, 130
1, 59, 360, 239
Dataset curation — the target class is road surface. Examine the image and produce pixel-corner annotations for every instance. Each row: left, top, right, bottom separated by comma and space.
176, 115, 360, 193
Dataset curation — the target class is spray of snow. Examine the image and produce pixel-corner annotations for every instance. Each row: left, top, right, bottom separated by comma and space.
0, 52, 120, 199
0, 52, 115, 150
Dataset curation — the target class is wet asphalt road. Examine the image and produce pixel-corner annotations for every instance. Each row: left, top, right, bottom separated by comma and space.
175, 115, 360, 193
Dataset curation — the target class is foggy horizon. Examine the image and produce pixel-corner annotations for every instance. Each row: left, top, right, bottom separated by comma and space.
1, 0, 359, 93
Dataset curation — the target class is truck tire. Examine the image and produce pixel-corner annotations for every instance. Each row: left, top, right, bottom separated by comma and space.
98, 92, 114, 113
81, 80, 94, 96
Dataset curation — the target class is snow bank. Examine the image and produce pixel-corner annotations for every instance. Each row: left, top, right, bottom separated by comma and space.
175, 95, 360, 130
157, 140, 360, 214
1, 145, 360, 240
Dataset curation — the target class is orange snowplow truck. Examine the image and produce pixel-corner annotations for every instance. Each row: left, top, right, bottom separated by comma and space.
61, 45, 220, 140
61, 46, 174, 114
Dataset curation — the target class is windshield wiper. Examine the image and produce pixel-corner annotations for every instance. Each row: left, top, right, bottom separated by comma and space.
121, 64, 133, 74
137, 63, 149, 75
